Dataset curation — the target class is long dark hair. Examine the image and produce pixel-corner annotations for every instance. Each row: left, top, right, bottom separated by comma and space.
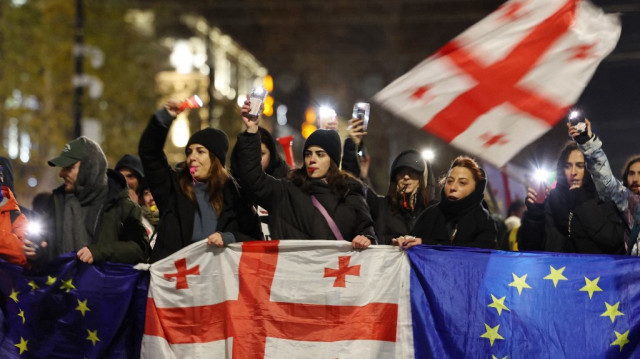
179, 153, 230, 213
288, 161, 356, 198
555, 142, 580, 188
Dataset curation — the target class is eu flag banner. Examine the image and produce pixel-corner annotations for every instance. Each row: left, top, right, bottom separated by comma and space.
0, 254, 149, 358
408, 246, 640, 358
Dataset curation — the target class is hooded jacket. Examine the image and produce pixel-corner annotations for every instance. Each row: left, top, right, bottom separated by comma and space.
233, 131, 376, 242
40, 169, 149, 265
0, 186, 28, 267
40, 139, 150, 266
139, 109, 262, 263
410, 178, 497, 248
518, 165, 625, 254
0, 156, 33, 217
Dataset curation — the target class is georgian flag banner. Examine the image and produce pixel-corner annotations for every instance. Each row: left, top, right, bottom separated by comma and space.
373, 0, 621, 167
141, 240, 414, 358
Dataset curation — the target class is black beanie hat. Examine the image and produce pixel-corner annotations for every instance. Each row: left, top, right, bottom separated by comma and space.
390, 150, 426, 180
185, 128, 229, 167
115, 154, 145, 179
303, 129, 341, 166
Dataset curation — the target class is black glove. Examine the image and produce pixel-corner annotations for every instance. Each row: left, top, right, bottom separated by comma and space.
574, 131, 592, 145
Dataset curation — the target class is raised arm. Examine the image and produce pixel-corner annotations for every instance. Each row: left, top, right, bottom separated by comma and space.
569, 119, 630, 212
138, 101, 181, 215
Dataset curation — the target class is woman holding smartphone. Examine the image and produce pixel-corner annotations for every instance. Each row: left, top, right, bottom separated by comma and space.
233, 96, 376, 248
517, 142, 625, 254
139, 99, 261, 262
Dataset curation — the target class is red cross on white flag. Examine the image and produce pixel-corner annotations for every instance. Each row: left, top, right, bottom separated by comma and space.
141, 240, 413, 358
374, 0, 620, 167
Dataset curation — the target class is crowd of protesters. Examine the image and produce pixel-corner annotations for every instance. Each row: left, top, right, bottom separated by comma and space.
1, 96, 637, 270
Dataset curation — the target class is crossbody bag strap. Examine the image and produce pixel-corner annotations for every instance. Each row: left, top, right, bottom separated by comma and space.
311, 195, 345, 241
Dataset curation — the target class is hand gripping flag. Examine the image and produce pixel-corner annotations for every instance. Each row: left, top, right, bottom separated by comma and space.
141, 240, 414, 358
373, 0, 621, 167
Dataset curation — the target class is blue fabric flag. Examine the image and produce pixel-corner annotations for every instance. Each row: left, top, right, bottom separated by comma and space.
408, 246, 640, 358
0, 254, 149, 358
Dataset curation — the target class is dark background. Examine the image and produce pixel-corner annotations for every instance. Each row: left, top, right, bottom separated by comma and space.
140, 0, 640, 191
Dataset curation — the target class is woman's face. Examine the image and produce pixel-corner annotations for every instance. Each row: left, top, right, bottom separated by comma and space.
186, 144, 212, 182
395, 168, 420, 195
564, 150, 585, 187
304, 145, 331, 179
260, 143, 271, 171
444, 166, 476, 201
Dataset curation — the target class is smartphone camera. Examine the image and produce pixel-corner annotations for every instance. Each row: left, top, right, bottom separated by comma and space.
567, 109, 586, 133
532, 168, 550, 203
248, 87, 268, 118
352, 102, 370, 131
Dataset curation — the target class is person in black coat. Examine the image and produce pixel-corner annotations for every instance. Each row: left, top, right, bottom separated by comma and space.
233, 97, 376, 248
395, 155, 497, 250
230, 126, 290, 239
518, 142, 625, 254
340, 118, 438, 245
139, 100, 262, 262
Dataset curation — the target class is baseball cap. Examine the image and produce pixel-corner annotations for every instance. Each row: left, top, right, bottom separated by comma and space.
48, 137, 86, 167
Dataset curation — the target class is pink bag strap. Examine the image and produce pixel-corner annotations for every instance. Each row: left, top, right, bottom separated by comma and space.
311, 195, 345, 241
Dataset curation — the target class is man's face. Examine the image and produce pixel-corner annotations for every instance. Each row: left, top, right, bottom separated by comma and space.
59, 161, 81, 193
119, 168, 139, 191
627, 162, 640, 195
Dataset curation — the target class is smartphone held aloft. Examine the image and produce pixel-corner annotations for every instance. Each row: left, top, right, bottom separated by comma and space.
248, 87, 268, 118
352, 102, 370, 131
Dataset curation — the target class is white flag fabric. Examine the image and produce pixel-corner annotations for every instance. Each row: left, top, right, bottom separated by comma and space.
374, 0, 620, 167
141, 240, 414, 358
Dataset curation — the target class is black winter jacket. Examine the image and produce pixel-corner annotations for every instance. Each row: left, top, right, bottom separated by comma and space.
139, 110, 262, 262
410, 183, 497, 249
518, 178, 625, 254
233, 131, 377, 242
365, 188, 427, 245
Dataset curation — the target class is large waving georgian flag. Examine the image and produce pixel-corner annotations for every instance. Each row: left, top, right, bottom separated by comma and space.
373, 0, 621, 167
141, 240, 414, 358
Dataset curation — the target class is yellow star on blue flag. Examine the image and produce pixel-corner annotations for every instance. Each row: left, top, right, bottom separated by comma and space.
601, 302, 623, 323
611, 330, 630, 352
14, 337, 28, 354
480, 323, 504, 347
59, 278, 76, 293
86, 329, 100, 346
76, 299, 91, 317
9, 288, 19, 303
28, 280, 39, 291
543, 266, 567, 288
508, 273, 532, 295
18, 309, 26, 324
488, 294, 510, 315
579, 276, 602, 299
